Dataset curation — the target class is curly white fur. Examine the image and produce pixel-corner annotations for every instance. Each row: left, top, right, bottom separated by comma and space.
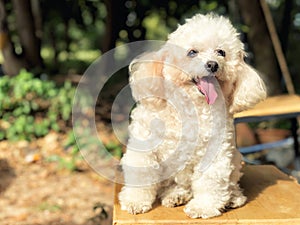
119, 13, 266, 218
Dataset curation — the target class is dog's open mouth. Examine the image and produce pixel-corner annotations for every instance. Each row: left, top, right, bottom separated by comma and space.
193, 76, 218, 105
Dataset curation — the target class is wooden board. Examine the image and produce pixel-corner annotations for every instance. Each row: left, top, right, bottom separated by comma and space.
113, 165, 300, 224
234, 95, 300, 118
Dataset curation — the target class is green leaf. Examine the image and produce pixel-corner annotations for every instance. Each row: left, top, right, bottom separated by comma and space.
0, 69, 76, 141
0, 131, 5, 140
51, 123, 60, 132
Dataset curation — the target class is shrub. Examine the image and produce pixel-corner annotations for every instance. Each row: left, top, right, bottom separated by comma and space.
0, 70, 75, 141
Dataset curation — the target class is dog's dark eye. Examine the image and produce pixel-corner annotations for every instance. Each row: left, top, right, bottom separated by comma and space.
187, 49, 199, 58
216, 49, 226, 57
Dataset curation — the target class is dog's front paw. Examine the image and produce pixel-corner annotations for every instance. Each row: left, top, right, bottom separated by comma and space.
120, 201, 152, 214
119, 187, 156, 214
184, 199, 222, 219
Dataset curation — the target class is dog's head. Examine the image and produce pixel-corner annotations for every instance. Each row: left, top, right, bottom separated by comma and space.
130, 13, 266, 113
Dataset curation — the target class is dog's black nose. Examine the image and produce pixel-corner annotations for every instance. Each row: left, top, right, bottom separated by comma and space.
205, 61, 219, 73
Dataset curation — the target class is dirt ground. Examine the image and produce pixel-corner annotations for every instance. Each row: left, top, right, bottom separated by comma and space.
0, 131, 114, 225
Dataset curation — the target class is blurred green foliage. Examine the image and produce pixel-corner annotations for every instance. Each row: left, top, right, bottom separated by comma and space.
40, 0, 300, 92
46, 131, 81, 172
39, 0, 107, 73
105, 141, 123, 159
45, 129, 123, 172
0, 70, 75, 141
2, 0, 299, 91
1, 0, 300, 141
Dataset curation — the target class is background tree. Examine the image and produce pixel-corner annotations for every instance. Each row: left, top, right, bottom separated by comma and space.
0, 0, 43, 76
236, 0, 282, 96
0, 0, 299, 95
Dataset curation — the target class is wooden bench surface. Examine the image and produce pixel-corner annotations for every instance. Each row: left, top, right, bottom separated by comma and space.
234, 94, 300, 118
113, 165, 300, 224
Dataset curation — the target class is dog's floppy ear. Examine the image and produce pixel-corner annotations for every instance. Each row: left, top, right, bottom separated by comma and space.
129, 50, 166, 110
229, 53, 267, 114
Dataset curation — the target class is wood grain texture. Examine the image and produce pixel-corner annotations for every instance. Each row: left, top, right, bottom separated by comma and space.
234, 95, 300, 118
113, 165, 300, 224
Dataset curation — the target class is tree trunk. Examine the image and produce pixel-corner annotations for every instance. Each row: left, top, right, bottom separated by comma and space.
236, 0, 282, 96
0, 0, 28, 76
12, 0, 43, 69
102, 0, 128, 53
280, 0, 293, 55
31, 0, 43, 41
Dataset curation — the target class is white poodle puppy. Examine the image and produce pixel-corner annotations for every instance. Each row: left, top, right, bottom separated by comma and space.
119, 13, 266, 218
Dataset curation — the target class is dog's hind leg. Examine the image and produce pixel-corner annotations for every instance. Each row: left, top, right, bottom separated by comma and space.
160, 164, 193, 207
227, 149, 247, 208
160, 184, 192, 207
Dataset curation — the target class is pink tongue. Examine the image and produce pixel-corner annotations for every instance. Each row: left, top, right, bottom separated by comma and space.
196, 77, 218, 105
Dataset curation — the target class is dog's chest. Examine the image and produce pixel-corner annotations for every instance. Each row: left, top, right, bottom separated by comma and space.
161, 87, 213, 141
